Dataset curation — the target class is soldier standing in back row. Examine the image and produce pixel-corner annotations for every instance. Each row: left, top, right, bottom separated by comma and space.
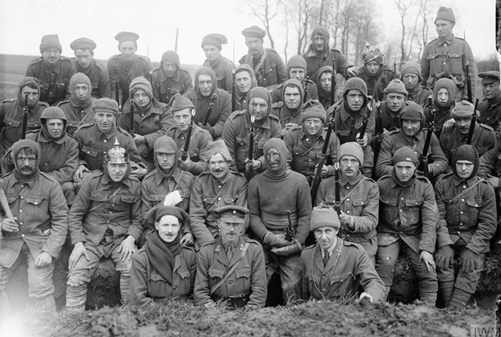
202, 34, 235, 94
477, 71, 501, 143
108, 31, 153, 108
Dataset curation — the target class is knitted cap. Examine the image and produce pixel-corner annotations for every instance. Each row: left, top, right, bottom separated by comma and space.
302, 100, 326, 123
400, 102, 424, 121
310, 207, 340, 231
201, 33, 227, 49
338, 142, 363, 166
383, 79, 408, 96
130, 76, 153, 98
452, 145, 479, 178
171, 94, 194, 113
400, 61, 422, 81
310, 26, 330, 41
435, 6, 455, 24
282, 79, 304, 105
362, 44, 383, 64
12, 139, 41, 170
287, 55, 307, 73
247, 86, 272, 107
392, 146, 418, 165
479, 71, 500, 85
40, 34, 62, 53
115, 31, 139, 43
93, 98, 119, 116
242, 25, 266, 39
70, 37, 96, 51
69, 72, 91, 90
344, 77, 368, 97
161, 50, 180, 67
206, 140, 232, 162
451, 100, 474, 119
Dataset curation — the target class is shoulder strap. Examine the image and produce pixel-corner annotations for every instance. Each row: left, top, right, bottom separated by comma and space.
448, 179, 484, 205
87, 184, 123, 213
210, 242, 249, 296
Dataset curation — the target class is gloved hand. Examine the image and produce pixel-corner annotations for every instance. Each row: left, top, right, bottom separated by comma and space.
435, 245, 455, 269
271, 239, 303, 256
263, 232, 294, 248
461, 249, 481, 273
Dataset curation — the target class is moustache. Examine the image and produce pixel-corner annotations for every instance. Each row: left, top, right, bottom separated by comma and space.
21, 165, 33, 170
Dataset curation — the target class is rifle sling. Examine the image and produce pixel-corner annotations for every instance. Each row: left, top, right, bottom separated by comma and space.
447, 179, 483, 205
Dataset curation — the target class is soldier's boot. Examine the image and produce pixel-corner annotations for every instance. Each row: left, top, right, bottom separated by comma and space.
420, 292, 437, 307
439, 281, 455, 307
66, 285, 87, 313
31, 295, 57, 315
119, 271, 131, 305
448, 288, 472, 309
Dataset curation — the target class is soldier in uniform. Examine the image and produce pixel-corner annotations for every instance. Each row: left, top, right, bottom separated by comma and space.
284, 101, 339, 184
222, 87, 281, 175
130, 206, 197, 306
0, 77, 48, 161
434, 145, 496, 309
118, 76, 174, 172
477, 71, 501, 143
420, 7, 477, 100
190, 140, 248, 247
425, 78, 456, 138
314, 142, 379, 265
301, 207, 384, 302
202, 33, 235, 94
400, 61, 432, 108
151, 50, 193, 105
375, 79, 409, 134
70, 37, 110, 99
439, 100, 496, 166
356, 44, 396, 101
0, 139, 68, 314
376, 103, 448, 179
376, 147, 439, 305
166, 95, 212, 176
66, 140, 142, 312
183, 66, 231, 139
25, 34, 75, 106
248, 138, 311, 304
107, 31, 153, 108
194, 205, 267, 308
270, 79, 304, 136
301, 26, 357, 85
327, 78, 376, 178
233, 64, 258, 111
57, 73, 95, 135
316, 66, 334, 109
271, 55, 318, 103
239, 25, 286, 89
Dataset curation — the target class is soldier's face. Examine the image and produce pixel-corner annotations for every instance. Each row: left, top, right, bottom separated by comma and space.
455, 160, 474, 180
208, 153, 230, 180
133, 89, 150, 109
320, 72, 332, 92
155, 215, 180, 243
75, 49, 93, 68
45, 118, 64, 138
455, 116, 472, 135
219, 220, 242, 246
173, 108, 192, 132
435, 20, 454, 38
245, 37, 263, 55
156, 152, 176, 170
402, 74, 419, 90
284, 86, 301, 110
235, 71, 252, 94
107, 162, 127, 182
314, 227, 338, 250
203, 44, 220, 62
340, 155, 360, 178
16, 149, 37, 176
265, 148, 281, 172
249, 97, 269, 121
483, 82, 501, 100
198, 74, 213, 97
289, 67, 305, 82
73, 83, 90, 102
313, 34, 325, 52
402, 120, 421, 137
436, 88, 450, 106
20, 86, 39, 107
162, 61, 177, 77
365, 60, 380, 74
346, 90, 364, 111
94, 112, 116, 133
386, 93, 406, 112
119, 41, 136, 61
42, 48, 60, 65
394, 161, 416, 182
304, 118, 323, 136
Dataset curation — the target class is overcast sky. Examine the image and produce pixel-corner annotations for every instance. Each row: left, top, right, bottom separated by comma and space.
0, 0, 497, 65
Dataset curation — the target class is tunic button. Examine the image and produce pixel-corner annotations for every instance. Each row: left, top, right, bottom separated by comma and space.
21, 196, 24, 199
399, 209, 403, 212
218, 186, 221, 188
181, 137, 185, 140
463, 186, 466, 189
173, 286, 177, 290
346, 211, 350, 214
104, 140, 107, 143
218, 197, 221, 200
346, 198, 350, 201
20, 210, 23, 212
321, 276, 325, 278
460, 223, 463, 226
45, 163, 48, 165
401, 197, 404, 200
461, 199, 465, 202
229, 281, 233, 284
346, 187, 350, 190
22, 234, 25, 237
460, 211, 463, 214
112, 204, 115, 207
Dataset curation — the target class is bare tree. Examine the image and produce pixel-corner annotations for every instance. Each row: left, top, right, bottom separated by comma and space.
395, 0, 413, 64
245, 0, 282, 49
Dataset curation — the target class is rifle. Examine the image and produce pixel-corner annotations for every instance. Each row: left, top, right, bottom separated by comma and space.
310, 118, 334, 201
464, 32, 473, 103
129, 89, 135, 137
330, 59, 336, 108
285, 210, 294, 242
21, 94, 28, 139
357, 97, 372, 141
466, 99, 478, 145
303, 76, 310, 104
393, 62, 397, 80
181, 109, 195, 161
246, 115, 255, 181
231, 71, 236, 112
421, 95, 435, 178
115, 63, 121, 111
202, 94, 217, 126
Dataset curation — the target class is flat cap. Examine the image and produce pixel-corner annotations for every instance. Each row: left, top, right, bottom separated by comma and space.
115, 31, 139, 43
478, 71, 500, 85
70, 37, 97, 51
242, 25, 266, 39
214, 205, 248, 224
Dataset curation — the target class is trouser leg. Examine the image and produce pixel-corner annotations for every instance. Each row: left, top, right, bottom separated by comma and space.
435, 246, 457, 307
403, 244, 438, 306
0, 250, 27, 315
278, 253, 302, 305
449, 248, 485, 309
24, 245, 57, 314
110, 242, 134, 306
375, 240, 401, 300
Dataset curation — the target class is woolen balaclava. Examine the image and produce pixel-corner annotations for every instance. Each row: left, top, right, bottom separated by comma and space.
400, 62, 422, 82
433, 78, 455, 110
40, 107, 67, 141
69, 72, 93, 108
263, 138, 288, 178
195, 66, 217, 97
399, 102, 425, 131
17, 77, 41, 105
12, 139, 41, 182
310, 27, 330, 55
234, 64, 258, 101
282, 79, 304, 112
316, 66, 333, 101
130, 76, 153, 99
301, 100, 326, 138
343, 77, 368, 112
286, 55, 307, 78
452, 145, 478, 180
247, 86, 273, 123
153, 136, 179, 179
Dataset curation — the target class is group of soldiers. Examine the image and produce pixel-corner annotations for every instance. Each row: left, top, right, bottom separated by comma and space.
0, 5, 500, 314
